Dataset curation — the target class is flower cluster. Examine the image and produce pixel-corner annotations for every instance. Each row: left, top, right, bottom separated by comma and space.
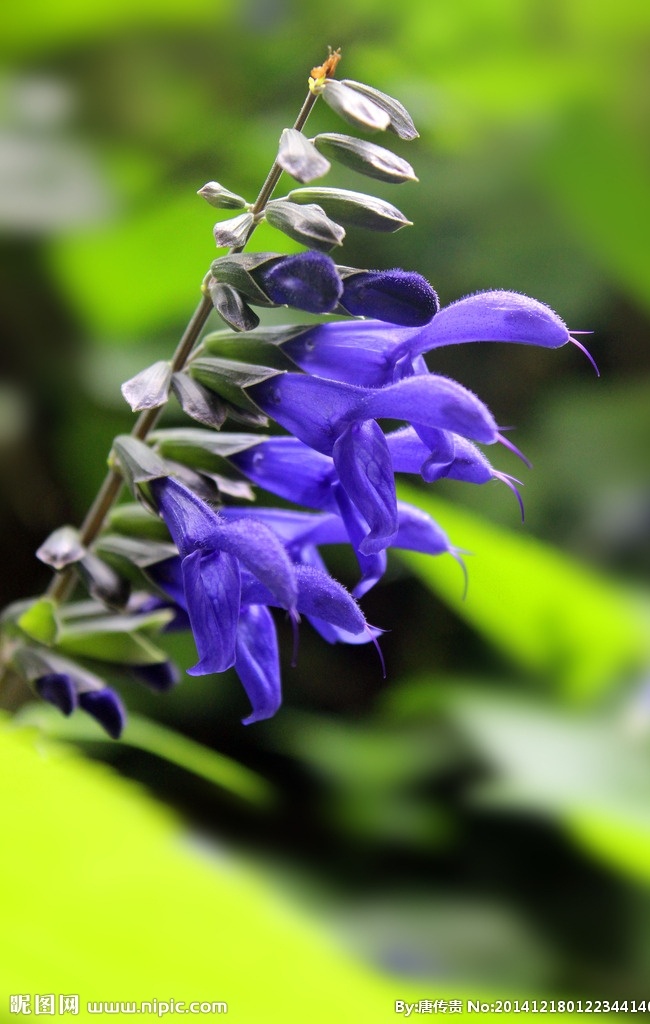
139, 263, 592, 725
4, 55, 595, 740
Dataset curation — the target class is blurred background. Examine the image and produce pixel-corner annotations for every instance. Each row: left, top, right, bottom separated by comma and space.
2, 0, 650, 1010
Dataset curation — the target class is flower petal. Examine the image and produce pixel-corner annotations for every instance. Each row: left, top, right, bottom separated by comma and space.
182, 549, 240, 675
34, 673, 77, 716
281, 319, 412, 386
248, 374, 366, 454
408, 290, 571, 355
230, 438, 337, 510
240, 564, 367, 637
332, 420, 398, 554
292, 564, 367, 635
151, 477, 222, 557
236, 605, 282, 725
392, 501, 455, 555
361, 374, 498, 443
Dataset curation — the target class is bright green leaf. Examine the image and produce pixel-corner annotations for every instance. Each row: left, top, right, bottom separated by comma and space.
17, 598, 59, 645
396, 486, 649, 700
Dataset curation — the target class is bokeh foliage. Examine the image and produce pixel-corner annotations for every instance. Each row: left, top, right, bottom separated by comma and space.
2, 0, 650, 1015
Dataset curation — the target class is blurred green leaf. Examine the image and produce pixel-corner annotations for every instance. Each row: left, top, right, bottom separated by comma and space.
426, 681, 650, 887
16, 705, 275, 807
538, 112, 650, 312
397, 486, 649, 700
17, 597, 59, 645
0, 716, 404, 1021
2, 0, 228, 58
57, 609, 172, 665
46, 193, 211, 338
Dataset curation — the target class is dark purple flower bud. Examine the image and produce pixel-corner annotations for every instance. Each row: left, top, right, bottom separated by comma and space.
256, 252, 343, 314
78, 687, 126, 739
340, 269, 439, 326
34, 673, 77, 716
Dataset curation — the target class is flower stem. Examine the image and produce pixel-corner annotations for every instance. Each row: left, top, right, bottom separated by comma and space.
43, 66, 327, 606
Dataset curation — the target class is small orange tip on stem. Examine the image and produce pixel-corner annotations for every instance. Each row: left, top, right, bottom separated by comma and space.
310, 46, 342, 81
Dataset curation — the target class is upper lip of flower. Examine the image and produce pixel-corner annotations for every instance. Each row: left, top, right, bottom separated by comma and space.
247, 371, 498, 455
277, 289, 595, 386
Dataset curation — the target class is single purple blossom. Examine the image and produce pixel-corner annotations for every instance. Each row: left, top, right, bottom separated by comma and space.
279, 290, 597, 386
150, 476, 298, 677
149, 475, 379, 723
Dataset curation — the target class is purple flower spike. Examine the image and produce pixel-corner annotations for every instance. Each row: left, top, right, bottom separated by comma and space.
257, 252, 343, 313
78, 687, 126, 739
34, 673, 77, 716
341, 269, 439, 326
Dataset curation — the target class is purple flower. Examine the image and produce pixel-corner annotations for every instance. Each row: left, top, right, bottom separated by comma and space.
247, 371, 497, 553
150, 476, 297, 677
279, 290, 596, 386
34, 673, 77, 716
149, 475, 378, 723
219, 501, 463, 600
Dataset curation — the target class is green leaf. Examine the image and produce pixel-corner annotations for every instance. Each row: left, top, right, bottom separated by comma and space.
0, 718, 405, 1020
108, 503, 171, 541
396, 485, 649, 700
209, 253, 282, 306
112, 435, 169, 484
287, 187, 412, 233
57, 628, 168, 666
16, 706, 275, 807
200, 334, 297, 371
431, 683, 650, 886
94, 534, 176, 569
170, 372, 228, 429
150, 427, 264, 458
17, 598, 59, 645
57, 609, 173, 665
